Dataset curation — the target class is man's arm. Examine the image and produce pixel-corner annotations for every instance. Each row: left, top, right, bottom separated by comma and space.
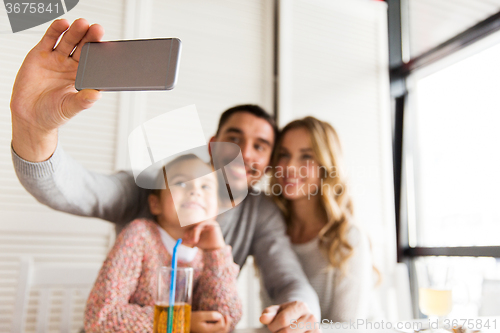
12, 142, 149, 226
11, 19, 103, 163
10, 19, 151, 226
250, 195, 321, 331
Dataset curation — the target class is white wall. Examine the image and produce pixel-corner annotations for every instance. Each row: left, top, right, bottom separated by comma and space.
114, 0, 274, 170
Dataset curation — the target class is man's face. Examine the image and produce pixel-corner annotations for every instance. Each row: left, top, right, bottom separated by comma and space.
211, 111, 275, 191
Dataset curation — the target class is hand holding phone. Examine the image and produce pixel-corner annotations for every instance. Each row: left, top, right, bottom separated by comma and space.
11, 18, 104, 162
75, 38, 182, 91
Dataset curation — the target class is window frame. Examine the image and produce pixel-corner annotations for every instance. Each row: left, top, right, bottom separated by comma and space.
388, 0, 500, 316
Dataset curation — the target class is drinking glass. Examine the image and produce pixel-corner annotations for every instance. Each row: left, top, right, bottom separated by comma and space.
154, 267, 193, 333
416, 260, 452, 332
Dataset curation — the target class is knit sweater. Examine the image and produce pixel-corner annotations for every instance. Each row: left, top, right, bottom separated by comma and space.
84, 219, 242, 333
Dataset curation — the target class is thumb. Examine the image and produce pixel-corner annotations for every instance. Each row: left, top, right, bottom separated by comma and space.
200, 311, 223, 322
183, 224, 204, 246
62, 89, 101, 119
223, 315, 232, 331
260, 305, 280, 325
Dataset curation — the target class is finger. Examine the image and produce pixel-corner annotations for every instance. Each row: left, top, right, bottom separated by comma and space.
203, 222, 221, 231
199, 223, 219, 236
267, 302, 309, 333
183, 221, 217, 245
37, 19, 70, 51
193, 220, 213, 228
223, 315, 232, 332
197, 311, 223, 322
183, 224, 204, 245
260, 305, 280, 325
198, 221, 221, 235
263, 305, 280, 314
201, 219, 218, 226
181, 227, 196, 246
267, 311, 295, 332
61, 89, 101, 120
199, 319, 225, 333
191, 226, 203, 244
54, 18, 91, 57
276, 314, 318, 333
71, 23, 105, 61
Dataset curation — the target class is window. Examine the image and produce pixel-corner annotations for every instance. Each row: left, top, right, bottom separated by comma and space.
409, 40, 500, 248
390, 0, 500, 320
408, 0, 500, 58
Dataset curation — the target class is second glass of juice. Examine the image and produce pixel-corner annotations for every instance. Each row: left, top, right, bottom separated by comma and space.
416, 259, 452, 332
154, 267, 193, 333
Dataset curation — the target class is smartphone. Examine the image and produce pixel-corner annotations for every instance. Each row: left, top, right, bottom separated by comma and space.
75, 38, 181, 91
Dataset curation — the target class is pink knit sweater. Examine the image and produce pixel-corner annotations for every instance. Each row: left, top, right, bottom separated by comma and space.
84, 219, 242, 332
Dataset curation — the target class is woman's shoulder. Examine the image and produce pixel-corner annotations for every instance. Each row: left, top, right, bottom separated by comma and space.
345, 223, 371, 254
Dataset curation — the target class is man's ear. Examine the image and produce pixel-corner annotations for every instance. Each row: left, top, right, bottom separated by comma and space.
208, 136, 217, 157
148, 194, 162, 215
263, 165, 273, 176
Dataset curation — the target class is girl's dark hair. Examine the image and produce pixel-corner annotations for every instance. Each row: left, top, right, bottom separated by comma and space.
150, 154, 203, 197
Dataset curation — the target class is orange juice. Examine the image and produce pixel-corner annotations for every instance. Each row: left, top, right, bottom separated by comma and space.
419, 288, 452, 317
154, 303, 191, 333
153, 303, 191, 333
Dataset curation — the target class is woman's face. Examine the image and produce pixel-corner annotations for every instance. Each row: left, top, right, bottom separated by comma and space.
275, 127, 322, 201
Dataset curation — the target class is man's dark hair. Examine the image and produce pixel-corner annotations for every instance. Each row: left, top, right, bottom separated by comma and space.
216, 104, 279, 144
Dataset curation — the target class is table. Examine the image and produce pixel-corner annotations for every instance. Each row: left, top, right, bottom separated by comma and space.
235, 317, 500, 333
236, 326, 399, 333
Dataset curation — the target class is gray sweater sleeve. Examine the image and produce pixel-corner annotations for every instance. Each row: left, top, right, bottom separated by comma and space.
11, 142, 151, 228
251, 196, 321, 320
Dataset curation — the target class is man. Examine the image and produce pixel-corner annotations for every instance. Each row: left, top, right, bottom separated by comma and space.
10, 19, 321, 333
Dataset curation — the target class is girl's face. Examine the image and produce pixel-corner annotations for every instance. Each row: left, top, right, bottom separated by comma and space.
151, 159, 218, 228
275, 127, 322, 201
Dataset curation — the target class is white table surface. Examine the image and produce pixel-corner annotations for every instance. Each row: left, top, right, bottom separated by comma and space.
236, 326, 401, 333
235, 317, 500, 333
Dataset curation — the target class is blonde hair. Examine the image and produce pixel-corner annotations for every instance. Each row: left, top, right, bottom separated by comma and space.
271, 117, 354, 272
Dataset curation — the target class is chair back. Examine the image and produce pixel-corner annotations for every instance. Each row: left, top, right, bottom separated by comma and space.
12, 257, 100, 333
394, 262, 414, 320
479, 278, 500, 316
379, 262, 414, 321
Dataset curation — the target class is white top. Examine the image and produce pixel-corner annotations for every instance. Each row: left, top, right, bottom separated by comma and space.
291, 225, 375, 322
156, 226, 199, 262
260, 225, 377, 322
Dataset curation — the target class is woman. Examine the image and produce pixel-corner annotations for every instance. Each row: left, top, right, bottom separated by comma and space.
269, 116, 377, 323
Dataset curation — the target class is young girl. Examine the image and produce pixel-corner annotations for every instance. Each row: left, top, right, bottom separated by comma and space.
268, 116, 378, 322
85, 154, 242, 333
